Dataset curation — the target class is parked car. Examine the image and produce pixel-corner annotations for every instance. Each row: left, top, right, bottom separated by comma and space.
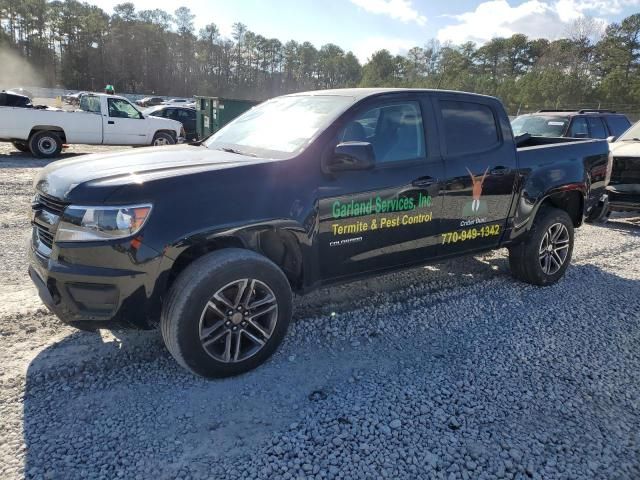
602, 121, 640, 215
8, 87, 34, 99
511, 109, 631, 140
135, 96, 165, 107
0, 93, 184, 157
144, 105, 197, 141
28, 88, 611, 377
63, 91, 87, 105
162, 98, 191, 105
0, 91, 33, 108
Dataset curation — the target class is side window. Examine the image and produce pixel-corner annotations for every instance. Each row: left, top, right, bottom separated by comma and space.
108, 98, 141, 119
568, 117, 588, 137
80, 95, 101, 113
587, 117, 607, 139
605, 116, 632, 137
178, 109, 195, 121
339, 101, 425, 164
439, 100, 499, 156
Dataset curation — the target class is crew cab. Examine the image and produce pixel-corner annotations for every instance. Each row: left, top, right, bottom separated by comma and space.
28, 88, 611, 378
0, 93, 184, 158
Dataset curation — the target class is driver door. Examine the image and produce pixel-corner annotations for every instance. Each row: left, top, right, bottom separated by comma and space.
316, 94, 445, 282
103, 98, 149, 145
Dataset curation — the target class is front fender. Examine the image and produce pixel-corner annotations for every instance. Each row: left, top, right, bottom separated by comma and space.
156, 219, 311, 299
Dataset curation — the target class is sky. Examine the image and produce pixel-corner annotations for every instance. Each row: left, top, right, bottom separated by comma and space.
87, 0, 640, 62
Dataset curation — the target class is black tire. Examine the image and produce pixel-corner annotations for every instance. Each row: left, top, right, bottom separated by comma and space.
29, 131, 63, 158
585, 201, 610, 224
151, 131, 175, 146
12, 141, 30, 153
161, 248, 293, 378
508, 207, 574, 286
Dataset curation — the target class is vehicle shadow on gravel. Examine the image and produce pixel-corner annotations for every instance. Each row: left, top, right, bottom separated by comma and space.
21, 262, 640, 479
603, 216, 640, 236
0, 152, 83, 167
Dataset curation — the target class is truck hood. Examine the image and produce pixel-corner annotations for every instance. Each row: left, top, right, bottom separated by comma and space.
34, 144, 271, 200
609, 141, 640, 156
146, 115, 182, 131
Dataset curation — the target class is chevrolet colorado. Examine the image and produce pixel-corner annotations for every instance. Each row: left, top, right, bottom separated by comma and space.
28, 88, 612, 377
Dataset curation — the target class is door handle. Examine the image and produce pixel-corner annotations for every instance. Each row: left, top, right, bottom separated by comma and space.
108, 120, 115, 125
490, 166, 509, 175
412, 176, 437, 187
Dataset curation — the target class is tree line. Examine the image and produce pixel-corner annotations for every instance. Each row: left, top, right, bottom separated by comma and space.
1, 1, 639, 114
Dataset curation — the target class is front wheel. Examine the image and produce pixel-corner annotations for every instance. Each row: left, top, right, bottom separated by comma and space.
161, 249, 293, 378
151, 131, 175, 146
509, 207, 574, 286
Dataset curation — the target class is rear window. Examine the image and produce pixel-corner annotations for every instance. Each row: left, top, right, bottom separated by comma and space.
605, 115, 632, 137
511, 115, 568, 137
440, 100, 499, 155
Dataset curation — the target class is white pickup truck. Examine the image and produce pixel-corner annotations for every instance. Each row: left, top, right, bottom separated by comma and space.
0, 93, 184, 158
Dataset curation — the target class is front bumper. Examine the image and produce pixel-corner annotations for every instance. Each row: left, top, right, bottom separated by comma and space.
607, 187, 640, 212
28, 241, 163, 330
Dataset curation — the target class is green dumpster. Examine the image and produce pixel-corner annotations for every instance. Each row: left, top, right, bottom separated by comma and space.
195, 96, 260, 139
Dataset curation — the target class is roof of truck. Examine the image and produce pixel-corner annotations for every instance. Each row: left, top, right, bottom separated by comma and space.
286, 88, 494, 101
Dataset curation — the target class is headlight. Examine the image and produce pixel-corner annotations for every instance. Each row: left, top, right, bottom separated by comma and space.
55, 204, 152, 242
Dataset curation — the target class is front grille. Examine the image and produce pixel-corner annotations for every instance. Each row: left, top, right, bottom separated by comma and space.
35, 225, 54, 249
32, 193, 68, 256
35, 194, 68, 215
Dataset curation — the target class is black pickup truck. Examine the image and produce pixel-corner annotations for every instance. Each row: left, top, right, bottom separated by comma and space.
29, 88, 611, 377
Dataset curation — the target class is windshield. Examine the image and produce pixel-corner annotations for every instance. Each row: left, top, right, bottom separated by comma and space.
204, 95, 355, 157
617, 121, 640, 141
511, 115, 569, 137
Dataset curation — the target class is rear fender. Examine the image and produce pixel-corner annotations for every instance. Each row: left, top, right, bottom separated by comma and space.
508, 159, 587, 242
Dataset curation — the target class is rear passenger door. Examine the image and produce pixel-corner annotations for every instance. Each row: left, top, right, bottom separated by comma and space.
434, 95, 518, 254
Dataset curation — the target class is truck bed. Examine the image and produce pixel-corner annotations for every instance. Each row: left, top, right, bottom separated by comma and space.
513, 135, 611, 225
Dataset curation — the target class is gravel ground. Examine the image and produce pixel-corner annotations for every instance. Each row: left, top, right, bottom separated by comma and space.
1, 142, 639, 479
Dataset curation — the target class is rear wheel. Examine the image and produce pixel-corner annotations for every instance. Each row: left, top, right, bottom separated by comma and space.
29, 131, 63, 158
12, 141, 30, 153
151, 131, 175, 146
161, 249, 292, 378
509, 207, 574, 286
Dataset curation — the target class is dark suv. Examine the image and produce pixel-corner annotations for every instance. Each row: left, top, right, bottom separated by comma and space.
512, 109, 631, 140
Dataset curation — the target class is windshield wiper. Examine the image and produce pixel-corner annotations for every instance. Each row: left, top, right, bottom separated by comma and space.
217, 147, 257, 157
620, 138, 640, 141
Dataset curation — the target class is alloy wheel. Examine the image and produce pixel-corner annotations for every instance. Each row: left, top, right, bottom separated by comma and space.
198, 279, 278, 363
538, 222, 570, 275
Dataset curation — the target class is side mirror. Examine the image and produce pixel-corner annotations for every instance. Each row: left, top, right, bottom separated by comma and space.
324, 142, 375, 173
606, 135, 616, 143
